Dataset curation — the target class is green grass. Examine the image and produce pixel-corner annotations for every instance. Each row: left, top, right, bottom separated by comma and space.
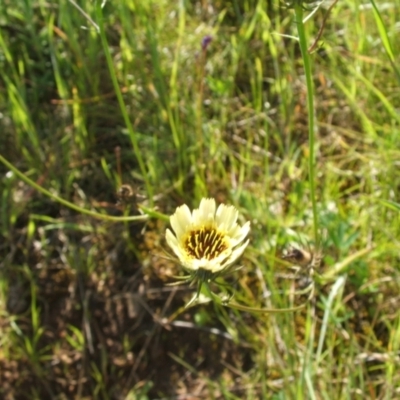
1, 0, 400, 398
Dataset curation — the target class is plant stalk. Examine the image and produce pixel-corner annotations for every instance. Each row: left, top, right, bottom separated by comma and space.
294, 3, 320, 249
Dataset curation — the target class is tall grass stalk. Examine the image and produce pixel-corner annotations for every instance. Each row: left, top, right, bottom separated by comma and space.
369, 0, 400, 84
95, 1, 153, 202
293, 3, 320, 395
294, 3, 319, 248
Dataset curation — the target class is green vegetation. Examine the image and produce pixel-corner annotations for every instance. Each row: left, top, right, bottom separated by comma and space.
1, 0, 400, 398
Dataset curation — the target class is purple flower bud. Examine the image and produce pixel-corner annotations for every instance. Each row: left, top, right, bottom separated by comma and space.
201, 35, 213, 51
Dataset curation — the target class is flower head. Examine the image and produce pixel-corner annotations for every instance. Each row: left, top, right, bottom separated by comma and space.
166, 198, 250, 278
201, 35, 213, 51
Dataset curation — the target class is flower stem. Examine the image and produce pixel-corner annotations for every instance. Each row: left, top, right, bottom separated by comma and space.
294, 4, 320, 248
206, 283, 312, 314
0, 153, 148, 222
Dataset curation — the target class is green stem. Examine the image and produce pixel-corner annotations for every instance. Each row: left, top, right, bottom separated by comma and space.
0, 153, 148, 222
294, 4, 320, 248
294, 6, 319, 395
225, 300, 306, 314
139, 205, 169, 222
95, 1, 153, 204
205, 283, 310, 314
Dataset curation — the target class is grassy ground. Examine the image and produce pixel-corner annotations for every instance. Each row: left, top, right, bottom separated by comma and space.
1, 0, 400, 398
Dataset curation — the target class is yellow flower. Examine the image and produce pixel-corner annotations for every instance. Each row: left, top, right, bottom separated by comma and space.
166, 198, 250, 277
